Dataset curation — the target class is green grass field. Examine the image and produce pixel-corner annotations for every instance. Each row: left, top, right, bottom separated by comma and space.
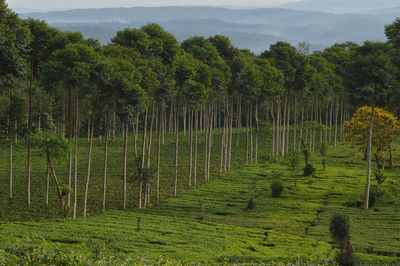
1, 128, 400, 264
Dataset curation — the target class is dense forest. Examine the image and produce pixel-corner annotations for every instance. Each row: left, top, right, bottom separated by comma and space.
2, 0, 400, 264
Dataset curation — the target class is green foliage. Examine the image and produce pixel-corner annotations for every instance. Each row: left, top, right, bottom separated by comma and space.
303, 164, 316, 177
288, 152, 300, 172
31, 132, 69, 159
270, 181, 284, 198
329, 213, 350, 242
247, 197, 256, 209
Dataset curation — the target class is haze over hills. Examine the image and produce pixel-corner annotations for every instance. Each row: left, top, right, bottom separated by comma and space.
19, 5, 398, 53
281, 0, 400, 14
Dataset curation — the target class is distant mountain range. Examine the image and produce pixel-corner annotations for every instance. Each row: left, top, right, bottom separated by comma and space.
19, 6, 398, 53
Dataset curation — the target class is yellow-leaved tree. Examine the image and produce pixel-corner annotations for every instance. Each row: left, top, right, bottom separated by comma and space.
344, 106, 400, 172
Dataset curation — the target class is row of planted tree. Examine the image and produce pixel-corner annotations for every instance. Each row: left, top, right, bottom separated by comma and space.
2, 1, 400, 217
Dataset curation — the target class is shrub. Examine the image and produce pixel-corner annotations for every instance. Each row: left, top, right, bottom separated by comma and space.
329, 213, 354, 266
247, 197, 256, 209
270, 181, 284, 198
329, 213, 350, 242
303, 164, 316, 177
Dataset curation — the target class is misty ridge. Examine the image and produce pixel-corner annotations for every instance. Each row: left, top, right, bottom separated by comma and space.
18, 0, 400, 53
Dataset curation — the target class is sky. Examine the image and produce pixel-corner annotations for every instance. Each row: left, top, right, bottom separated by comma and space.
5, 0, 301, 11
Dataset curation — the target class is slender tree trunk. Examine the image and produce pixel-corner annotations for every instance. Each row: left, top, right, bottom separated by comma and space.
147, 101, 155, 168
236, 96, 242, 148
72, 93, 79, 219
282, 93, 288, 157
139, 98, 149, 208
286, 95, 290, 154
103, 108, 110, 212
122, 123, 128, 209
183, 103, 187, 137
220, 107, 226, 172
174, 101, 179, 196
156, 104, 162, 202
298, 101, 304, 151
293, 92, 297, 152
334, 94, 339, 148
325, 99, 329, 144
9, 129, 13, 202
255, 103, 259, 163
329, 97, 333, 143
204, 107, 209, 183
188, 109, 193, 187
27, 61, 33, 207
67, 90, 72, 206
277, 98, 281, 156
340, 94, 344, 141
271, 101, 275, 155
46, 161, 50, 206
365, 102, 375, 210
194, 110, 198, 186
246, 104, 249, 164
207, 103, 214, 180
47, 155, 65, 217
250, 103, 253, 163
83, 117, 94, 218
228, 99, 233, 170
112, 108, 116, 141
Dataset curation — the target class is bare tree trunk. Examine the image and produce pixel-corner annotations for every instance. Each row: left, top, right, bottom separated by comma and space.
207, 104, 214, 180
340, 94, 344, 141
325, 100, 329, 144
334, 94, 339, 148
293, 92, 297, 152
188, 109, 193, 187
139, 98, 149, 208
204, 107, 209, 183
246, 104, 249, 164
194, 110, 198, 186
298, 101, 304, 151
281, 92, 288, 157
122, 123, 128, 209
46, 161, 50, 206
220, 107, 225, 172
286, 95, 290, 154
255, 103, 259, 163
250, 103, 253, 163
228, 99, 233, 170
72, 93, 79, 219
83, 118, 94, 218
236, 96, 242, 148
329, 97, 333, 143
156, 104, 162, 201
67, 90, 72, 206
27, 68, 33, 207
102, 108, 110, 212
112, 108, 116, 141
271, 101, 275, 155
147, 101, 155, 167
365, 103, 375, 210
174, 101, 179, 196
169, 104, 173, 133
277, 98, 281, 156
9, 130, 13, 201
183, 103, 187, 137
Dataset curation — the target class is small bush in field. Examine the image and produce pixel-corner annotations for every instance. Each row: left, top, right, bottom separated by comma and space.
271, 181, 284, 198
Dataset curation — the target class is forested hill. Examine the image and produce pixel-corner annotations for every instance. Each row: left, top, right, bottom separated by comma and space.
19, 6, 397, 53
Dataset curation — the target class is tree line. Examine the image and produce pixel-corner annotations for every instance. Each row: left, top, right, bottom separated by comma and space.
1, 0, 400, 217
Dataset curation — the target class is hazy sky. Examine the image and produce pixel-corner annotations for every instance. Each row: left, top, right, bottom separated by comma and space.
6, 0, 301, 10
